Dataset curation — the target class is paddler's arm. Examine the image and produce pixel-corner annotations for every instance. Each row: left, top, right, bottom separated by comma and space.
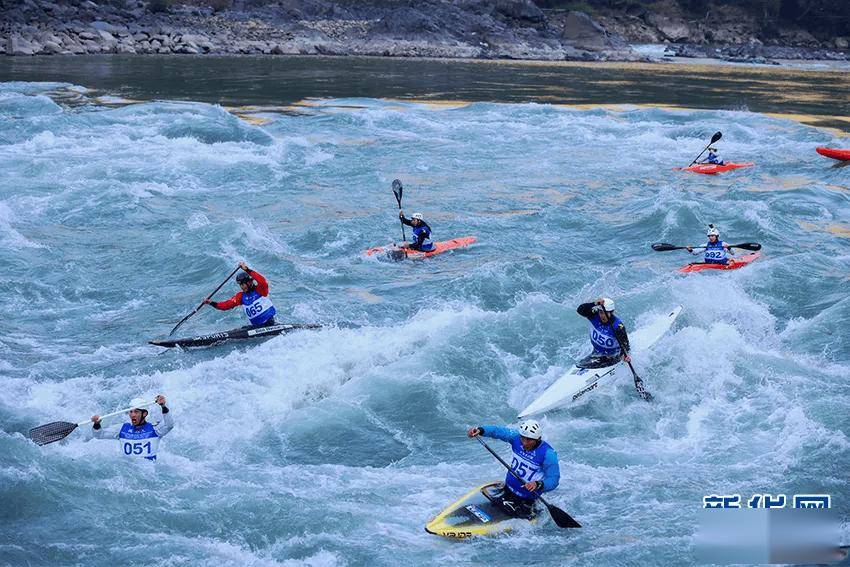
90, 416, 121, 439
398, 210, 413, 226
152, 394, 174, 437
247, 269, 270, 296
468, 425, 519, 444
576, 302, 597, 319
613, 322, 631, 362
536, 447, 560, 494
723, 242, 735, 256
204, 291, 242, 310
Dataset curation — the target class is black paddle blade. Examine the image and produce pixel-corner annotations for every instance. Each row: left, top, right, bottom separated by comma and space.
635, 380, 654, 402
731, 242, 761, 251
544, 501, 582, 528
29, 421, 79, 446
391, 179, 403, 206
711, 131, 722, 144
388, 248, 407, 262
651, 243, 679, 252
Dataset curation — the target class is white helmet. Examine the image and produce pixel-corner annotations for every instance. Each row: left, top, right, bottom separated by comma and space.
411, 212, 424, 221
129, 397, 150, 412
600, 297, 615, 312
518, 419, 542, 440
707, 225, 720, 237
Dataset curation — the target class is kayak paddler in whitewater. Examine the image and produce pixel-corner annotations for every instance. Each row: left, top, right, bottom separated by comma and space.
699, 147, 725, 165
577, 297, 632, 366
203, 261, 277, 328
398, 211, 435, 252
467, 420, 560, 519
91, 395, 173, 461
686, 225, 735, 265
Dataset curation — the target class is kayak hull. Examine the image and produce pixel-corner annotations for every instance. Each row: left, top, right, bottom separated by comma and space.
518, 306, 683, 418
425, 482, 538, 539
677, 162, 754, 175
149, 323, 321, 348
678, 252, 761, 273
365, 236, 476, 260
816, 147, 850, 161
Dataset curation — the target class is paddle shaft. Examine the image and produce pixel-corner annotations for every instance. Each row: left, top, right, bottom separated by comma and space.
169, 266, 241, 336
80, 400, 158, 427
392, 180, 406, 242
475, 436, 580, 528
653, 242, 760, 252
688, 131, 722, 166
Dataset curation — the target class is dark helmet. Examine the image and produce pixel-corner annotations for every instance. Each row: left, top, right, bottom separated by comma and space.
236, 272, 253, 286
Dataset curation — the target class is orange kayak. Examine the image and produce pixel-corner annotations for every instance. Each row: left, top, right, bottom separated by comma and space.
676, 162, 754, 175
365, 236, 476, 260
678, 252, 761, 273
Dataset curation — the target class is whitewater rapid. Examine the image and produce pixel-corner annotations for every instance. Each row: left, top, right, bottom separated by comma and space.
1, 81, 848, 565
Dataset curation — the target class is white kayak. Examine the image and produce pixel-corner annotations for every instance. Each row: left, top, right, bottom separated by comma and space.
517, 306, 683, 418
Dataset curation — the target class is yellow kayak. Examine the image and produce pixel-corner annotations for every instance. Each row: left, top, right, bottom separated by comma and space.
425, 482, 539, 539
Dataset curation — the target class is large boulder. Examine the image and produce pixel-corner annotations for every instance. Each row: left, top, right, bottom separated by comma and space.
647, 13, 691, 42
493, 0, 544, 24
561, 11, 623, 50
7, 35, 38, 55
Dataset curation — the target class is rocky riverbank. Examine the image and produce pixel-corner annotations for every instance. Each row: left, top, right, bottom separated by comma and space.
2, 0, 847, 64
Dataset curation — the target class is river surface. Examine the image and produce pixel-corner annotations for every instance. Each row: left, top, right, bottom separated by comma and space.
0, 56, 848, 566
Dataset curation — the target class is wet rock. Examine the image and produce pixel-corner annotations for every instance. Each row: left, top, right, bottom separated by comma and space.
7, 35, 38, 55
561, 11, 625, 51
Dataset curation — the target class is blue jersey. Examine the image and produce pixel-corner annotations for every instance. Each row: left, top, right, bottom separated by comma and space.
703, 240, 729, 264
411, 223, 435, 252
705, 152, 724, 165
588, 313, 624, 356
241, 288, 276, 326
480, 426, 560, 500
119, 422, 161, 461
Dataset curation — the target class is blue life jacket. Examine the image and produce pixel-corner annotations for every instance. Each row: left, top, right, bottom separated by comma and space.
705, 152, 724, 165
119, 422, 160, 461
588, 314, 623, 356
703, 240, 729, 264
241, 288, 276, 326
412, 223, 435, 252
505, 436, 556, 499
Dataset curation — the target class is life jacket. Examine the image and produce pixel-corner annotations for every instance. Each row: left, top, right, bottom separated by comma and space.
118, 422, 160, 461
505, 437, 554, 500
703, 240, 729, 264
241, 288, 276, 326
588, 314, 623, 356
412, 222, 435, 252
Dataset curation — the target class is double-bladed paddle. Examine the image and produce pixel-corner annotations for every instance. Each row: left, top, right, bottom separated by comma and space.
688, 131, 722, 166
475, 436, 581, 528
168, 266, 241, 336
392, 179, 406, 242
651, 242, 762, 252
29, 400, 156, 446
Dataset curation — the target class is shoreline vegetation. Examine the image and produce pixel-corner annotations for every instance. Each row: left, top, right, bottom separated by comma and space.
2, 0, 849, 65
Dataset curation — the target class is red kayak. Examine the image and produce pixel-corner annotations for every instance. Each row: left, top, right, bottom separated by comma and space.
679, 252, 761, 273
676, 162, 754, 175
816, 147, 850, 161
365, 236, 476, 260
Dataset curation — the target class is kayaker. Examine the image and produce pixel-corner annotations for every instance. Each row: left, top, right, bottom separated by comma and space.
700, 147, 725, 165
91, 395, 173, 461
686, 225, 734, 265
203, 262, 277, 328
577, 297, 631, 365
467, 420, 560, 519
398, 211, 435, 252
